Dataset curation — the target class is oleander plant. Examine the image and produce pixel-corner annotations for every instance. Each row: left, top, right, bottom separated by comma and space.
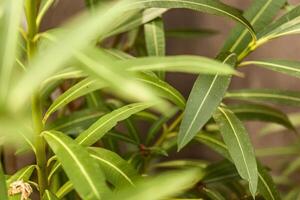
1, 0, 300, 199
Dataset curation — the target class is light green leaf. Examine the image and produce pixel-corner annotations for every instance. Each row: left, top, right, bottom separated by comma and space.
166, 28, 217, 38
43, 130, 109, 200
0, 0, 23, 103
46, 109, 103, 136
258, 5, 300, 41
7, 165, 35, 185
226, 89, 300, 107
104, 169, 204, 200
144, 17, 166, 79
153, 160, 208, 169
195, 132, 281, 200
137, 73, 186, 109
213, 107, 258, 196
89, 147, 139, 187
240, 60, 300, 79
222, 0, 285, 56
43, 78, 106, 123
56, 181, 73, 199
0, 163, 8, 200
177, 53, 237, 150
76, 102, 153, 146
228, 103, 295, 131
43, 190, 59, 200
123, 56, 238, 75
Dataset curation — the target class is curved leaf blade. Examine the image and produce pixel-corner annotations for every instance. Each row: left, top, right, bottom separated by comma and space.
178, 53, 237, 150
229, 103, 295, 131
89, 147, 139, 187
76, 102, 153, 146
43, 78, 106, 123
43, 130, 109, 200
104, 169, 203, 200
240, 60, 300, 79
7, 165, 35, 186
122, 56, 238, 75
213, 107, 258, 196
136, 0, 256, 42
226, 89, 300, 107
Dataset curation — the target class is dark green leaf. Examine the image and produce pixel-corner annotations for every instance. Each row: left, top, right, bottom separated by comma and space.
213, 107, 258, 196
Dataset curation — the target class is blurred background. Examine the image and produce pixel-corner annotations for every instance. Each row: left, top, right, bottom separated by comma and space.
5, 0, 300, 176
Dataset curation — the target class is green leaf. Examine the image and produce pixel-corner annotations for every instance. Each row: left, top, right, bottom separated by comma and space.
43, 130, 109, 200
89, 147, 139, 187
137, 0, 256, 42
195, 133, 281, 200
226, 89, 300, 107
144, 17, 166, 79
0, 163, 8, 200
213, 107, 258, 196
9, 0, 140, 110
46, 109, 104, 136
104, 169, 204, 200
137, 73, 186, 109
76, 102, 153, 146
203, 187, 225, 200
222, 0, 285, 55
166, 28, 218, 38
56, 181, 73, 199
240, 60, 300, 79
260, 112, 300, 136
43, 190, 60, 200
123, 56, 238, 75
177, 53, 237, 150
43, 78, 106, 123
0, 0, 23, 103
7, 165, 35, 185
258, 5, 300, 40
228, 103, 295, 131
153, 160, 208, 169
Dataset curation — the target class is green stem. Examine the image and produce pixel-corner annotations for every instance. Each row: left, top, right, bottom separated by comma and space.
25, 0, 47, 197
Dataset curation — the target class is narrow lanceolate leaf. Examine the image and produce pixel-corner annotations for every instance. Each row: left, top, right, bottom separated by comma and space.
222, 0, 286, 55
104, 169, 204, 200
43, 131, 109, 200
0, 0, 23, 103
43, 78, 106, 123
228, 103, 295, 131
7, 165, 35, 185
137, 73, 186, 109
203, 188, 225, 200
122, 56, 238, 75
89, 147, 139, 187
226, 89, 300, 107
240, 60, 300, 79
195, 132, 281, 200
177, 53, 237, 150
213, 107, 258, 196
144, 17, 166, 79
0, 163, 8, 200
43, 190, 60, 200
76, 102, 153, 146
258, 5, 300, 40
135, 0, 256, 42
46, 109, 103, 136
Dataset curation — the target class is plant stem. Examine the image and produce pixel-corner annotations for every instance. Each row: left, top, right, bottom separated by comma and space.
25, 0, 48, 197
